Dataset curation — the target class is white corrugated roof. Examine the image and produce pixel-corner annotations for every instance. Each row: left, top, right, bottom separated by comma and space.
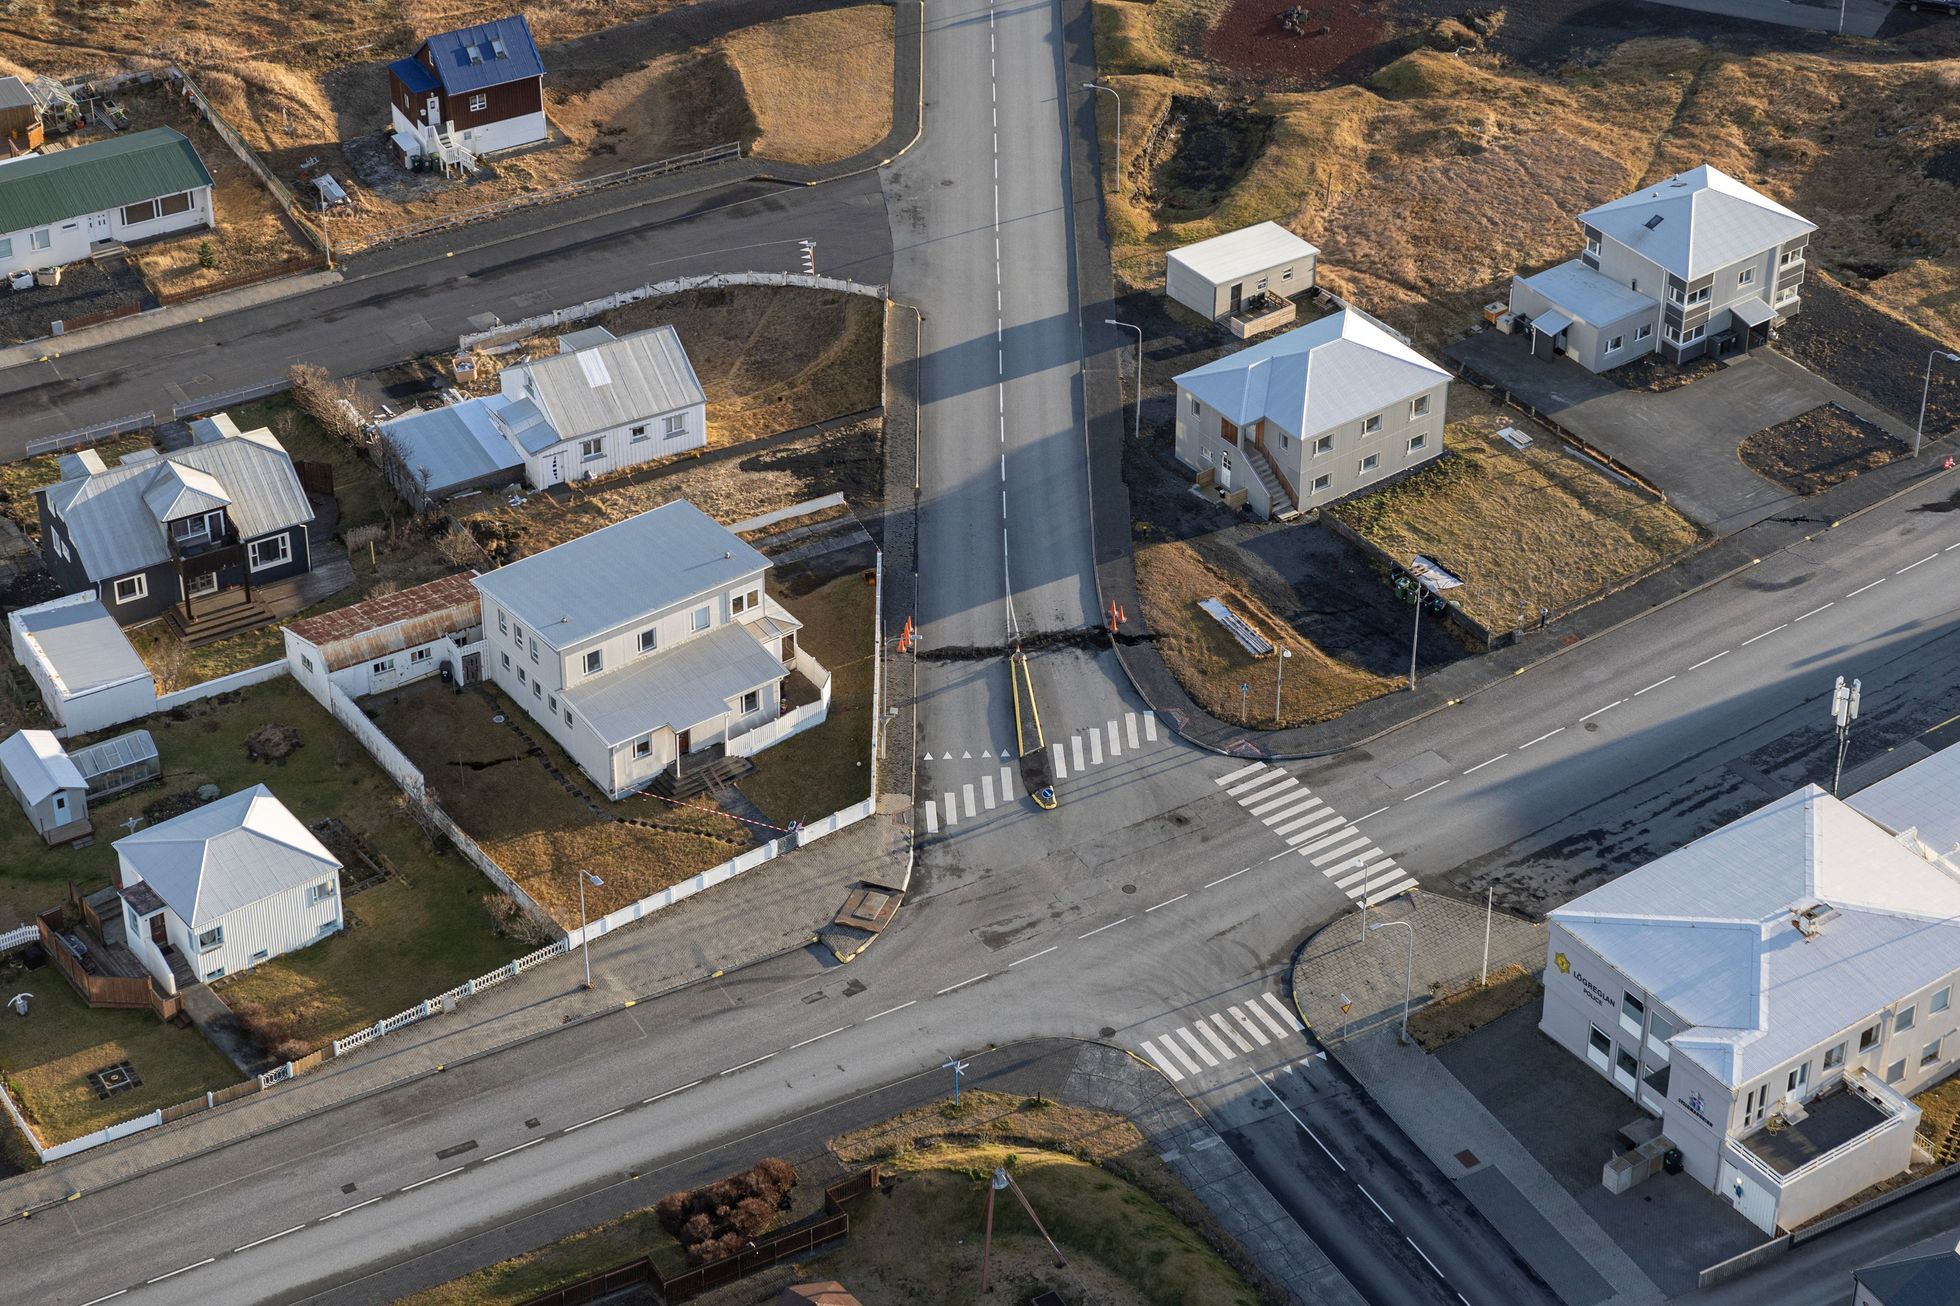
1552, 782, 1960, 1088
1518, 259, 1658, 325
114, 784, 339, 928
376, 395, 525, 496
1174, 310, 1450, 440
1851, 746, 1960, 868
472, 500, 769, 649
41, 428, 313, 583
12, 597, 152, 697
563, 621, 789, 746
1168, 221, 1319, 284
1580, 164, 1815, 282
0, 729, 86, 803
504, 324, 705, 446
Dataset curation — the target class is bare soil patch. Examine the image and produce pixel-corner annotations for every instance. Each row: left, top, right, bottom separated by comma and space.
1606, 352, 1719, 394
1408, 964, 1541, 1052
1207, 0, 1389, 79
1141, 95, 1275, 221
1738, 402, 1907, 496
1774, 272, 1960, 437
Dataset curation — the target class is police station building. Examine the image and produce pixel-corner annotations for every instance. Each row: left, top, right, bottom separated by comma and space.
1540, 745, 1960, 1235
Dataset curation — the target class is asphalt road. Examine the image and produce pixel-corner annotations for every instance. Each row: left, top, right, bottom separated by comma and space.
0, 174, 892, 451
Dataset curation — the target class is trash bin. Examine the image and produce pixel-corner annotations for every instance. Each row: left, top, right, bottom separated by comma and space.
1662, 1148, 1684, 1175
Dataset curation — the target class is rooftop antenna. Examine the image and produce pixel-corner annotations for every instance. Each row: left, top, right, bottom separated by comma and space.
978, 1164, 1067, 1294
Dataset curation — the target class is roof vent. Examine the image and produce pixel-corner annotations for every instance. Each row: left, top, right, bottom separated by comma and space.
723, 551, 731, 560
1788, 901, 1838, 941
1643, 214, 1664, 231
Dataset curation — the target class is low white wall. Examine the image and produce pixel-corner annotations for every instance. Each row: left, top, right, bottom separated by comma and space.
154, 660, 288, 713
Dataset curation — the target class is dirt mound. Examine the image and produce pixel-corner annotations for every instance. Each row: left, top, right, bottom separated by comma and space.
246, 724, 303, 764
1207, 0, 1389, 79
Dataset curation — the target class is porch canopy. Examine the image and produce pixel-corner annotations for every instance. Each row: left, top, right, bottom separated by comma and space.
1732, 296, 1774, 328
1530, 308, 1572, 339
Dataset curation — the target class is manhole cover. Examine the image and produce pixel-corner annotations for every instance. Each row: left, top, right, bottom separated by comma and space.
87, 1059, 142, 1099
1455, 1149, 1480, 1169
491, 714, 507, 724
1121, 884, 1137, 894
1099, 1026, 1116, 1038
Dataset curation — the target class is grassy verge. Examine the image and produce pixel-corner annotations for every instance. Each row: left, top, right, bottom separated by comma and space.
1408, 966, 1542, 1054
724, 5, 895, 166
1134, 536, 1400, 728
371, 681, 750, 925
1915, 1072, 1960, 1167
1328, 391, 1702, 633
738, 569, 877, 827
0, 962, 243, 1146
397, 1205, 672, 1306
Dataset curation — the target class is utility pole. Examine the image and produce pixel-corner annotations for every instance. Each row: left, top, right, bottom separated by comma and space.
1480, 885, 1493, 987
1239, 681, 1251, 723
1103, 318, 1144, 442
1831, 675, 1861, 796
576, 869, 604, 989
1080, 82, 1121, 192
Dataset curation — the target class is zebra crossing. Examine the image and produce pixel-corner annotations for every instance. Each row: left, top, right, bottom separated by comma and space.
1216, 761, 1419, 907
919, 710, 1161, 833
1137, 991, 1305, 1083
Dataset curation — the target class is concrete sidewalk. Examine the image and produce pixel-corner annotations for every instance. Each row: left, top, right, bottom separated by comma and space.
0, 801, 906, 1214
0, 271, 343, 374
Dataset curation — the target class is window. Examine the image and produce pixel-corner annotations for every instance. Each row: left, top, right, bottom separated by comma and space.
1190, 396, 1200, 416
30, 228, 50, 251
1780, 248, 1803, 267
638, 628, 658, 654
1887, 1059, 1907, 1084
630, 424, 649, 443
248, 534, 291, 571
468, 93, 487, 112
197, 925, 224, 952
1786, 1062, 1809, 1096
664, 414, 687, 437
1585, 235, 1601, 258
1359, 454, 1379, 473
498, 611, 508, 634
205, 966, 226, 981
529, 638, 538, 663
1922, 1038, 1943, 1067
1897, 1005, 1916, 1033
584, 649, 604, 675
410, 647, 432, 664
533, 681, 542, 699
580, 437, 604, 462
741, 690, 760, 714
1362, 414, 1383, 435
172, 510, 221, 543
1588, 1025, 1612, 1068
691, 606, 711, 632
372, 658, 395, 675
1668, 285, 1683, 306
0, 236, 10, 260
1311, 473, 1331, 493
251, 948, 270, 963
1823, 1042, 1846, 1070
517, 668, 526, 685
1411, 394, 1431, 418
1278, 432, 1289, 450
1255, 276, 1269, 291
159, 191, 193, 218
732, 590, 760, 615
634, 737, 652, 758
1860, 1024, 1882, 1052
1933, 987, 1951, 1014
1687, 287, 1711, 306
1621, 992, 1646, 1039
1407, 434, 1427, 454
512, 622, 523, 645
548, 694, 557, 712
300, 654, 315, 673
1314, 434, 1334, 455
308, 880, 336, 905
1636, 323, 1653, 341
1616, 1046, 1639, 1078
1775, 286, 1799, 306
1607, 335, 1624, 353
500, 651, 511, 670
1281, 267, 1295, 282
112, 575, 148, 604
565, 708, 574, 727
1747, 1085, 1768, 1125
122, 198, 159, 225
1737, 268, 1755, 287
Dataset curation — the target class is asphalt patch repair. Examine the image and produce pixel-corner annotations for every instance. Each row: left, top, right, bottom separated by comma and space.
1738, 402, 1907, 496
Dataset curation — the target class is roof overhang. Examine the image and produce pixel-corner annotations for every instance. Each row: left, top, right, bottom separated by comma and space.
1532, 309, 1573, 338
1732, 296, 1774, 328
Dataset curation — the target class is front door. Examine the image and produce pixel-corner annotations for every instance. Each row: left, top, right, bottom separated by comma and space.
51, 793, 66, 819
425, 95, 440, 127
148, 913, 168, 947
677, 728, 692, 755
461, 651, 481, 684
186, 572, 219, 599
1217, 448, 1234, 491
546, 454, 562, 485
1229, 282, 1243, 313
88, 211, 110, 239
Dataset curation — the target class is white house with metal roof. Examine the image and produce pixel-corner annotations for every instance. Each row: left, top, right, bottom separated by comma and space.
0, 728, 90, 843
8, 593, 156, 736
1509, 164, 1816, 371
1166, 221, 1318, 324
496, 324, 707, 487
0, 127, 214, 277
1540, 757, 1960, 1234
114, 784, 342, 993
471, 500, 818, 798
1172, 309, 1449, 519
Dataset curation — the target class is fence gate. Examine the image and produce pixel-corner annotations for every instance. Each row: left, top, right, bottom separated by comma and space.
294, 459, 335, 497
461, 651, 481, 685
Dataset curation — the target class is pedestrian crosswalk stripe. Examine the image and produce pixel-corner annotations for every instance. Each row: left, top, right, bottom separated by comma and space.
1144, 714, 1159, 742
1285, 814, 1346, 844
1126, 715, 1141, 750
1000, 765, 1013, 798
1366, 877, 1421, 902
1176, 1027, 1219, 1068
1227, 771, 1288, 798
1247, 998, 1291, 1039
1210, 1013, 1253, 1053
1359, 868, 1410, 899
1228, 1006, 1271, 1046
1139, 1039, 1184, 1082
1270, 805, 1330, 837
963, 784, 977, 818
1261, 993, 1306, 1031
1089, 729, 1103, 766
1296, 826, 1358, 856
981, 774, 996, 809
1107, 721, 1121, 757
1194, 1020, 1236, 1061
943, 793, 957, 828
1216, 762, 1419, 908
1246, 781, 1304, 815
1217, 760, 1267, 786
1052, 743, 1067, 779
1260, 791, 1320, 821
1160, 1034, 1205, 1075
923, 801, 939, 834
1071, 735, 1085, 773
1309, 836, 1371, 867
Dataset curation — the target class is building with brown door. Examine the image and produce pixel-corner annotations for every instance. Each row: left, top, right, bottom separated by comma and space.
388, 15, 546, 168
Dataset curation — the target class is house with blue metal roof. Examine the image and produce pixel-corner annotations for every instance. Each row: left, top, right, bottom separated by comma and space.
387, 15, 547, 169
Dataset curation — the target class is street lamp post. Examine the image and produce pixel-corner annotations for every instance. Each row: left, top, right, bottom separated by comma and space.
576, 869, 604, 990
1239, 681, 1251, 723
1369, 919, 1415, 1044
1104, 318, 1144, 442
1273, 647, 1292, 720
1080, 82, 1120, 191
1830, 675, 1861, 796
1916, 350, 1960, 457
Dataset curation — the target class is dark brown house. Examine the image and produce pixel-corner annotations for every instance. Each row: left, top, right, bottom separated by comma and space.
387, 15, 546, 167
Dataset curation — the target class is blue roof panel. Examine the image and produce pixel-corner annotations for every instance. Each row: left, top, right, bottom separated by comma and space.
421, 16, 545, 95
389, 56, 440, 96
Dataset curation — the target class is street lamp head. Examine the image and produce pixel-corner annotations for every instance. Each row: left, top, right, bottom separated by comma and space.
1942, 352, 1960, 363
1103, 318, 1120, 326
579, 869, 604, 887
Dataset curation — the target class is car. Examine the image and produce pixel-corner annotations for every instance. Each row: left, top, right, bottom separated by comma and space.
1904, 0, 1960, 13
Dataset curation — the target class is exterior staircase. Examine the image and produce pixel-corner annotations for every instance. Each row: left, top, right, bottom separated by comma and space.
165, 590, 273, 646
1244, 445, 1301, 522
431, 125, 477, 174
649, 743, 755, 800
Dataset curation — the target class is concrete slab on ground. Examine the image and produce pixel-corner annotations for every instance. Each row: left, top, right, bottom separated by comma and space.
1459, 1163, 1614, 1306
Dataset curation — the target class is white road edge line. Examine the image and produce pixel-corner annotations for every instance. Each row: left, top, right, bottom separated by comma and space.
1687, 651, 1729, 671
1253, 1069, 1345, 1171
78, 1293, 128, 1306
1204, 868, 1251, 887
485, 1138, 546, 1160
936, 974, 988, 996
1847, 579, 1885, 597
402, 1166, 466, 1190
1740, 624, 1787, 646
1462, 753, 1508, 775
1407, 1235, 1446, 1279
1403, 780, 1450, 801
1145, 894, 1187, 912
1794, 602, 1834, 621
1008, 946, 1058, 967
719, 1054, 777, 1076
1353, 806, 1390, 823
234, 1225, 306, 1254
643, 1080, 703, 1105
790, 1026, 850, 1050
1899, 554, 1938, 573
1079, 917, 1130, 939
1578, 700, 1623, 722
147, 1260, 216, 1285
864, 1000, 916, 1021
1518, 727, 1564, 749
1634, 676, 1675, 696
1358, 1185, 1395, 1224
319, 1196, 383, 1220
564, 1110, 623, 1133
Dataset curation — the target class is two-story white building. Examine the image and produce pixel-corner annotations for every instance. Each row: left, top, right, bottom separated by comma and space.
471, 500, 821, 799
1509, 164, 1816, 372
1540, 745, 1960, 1235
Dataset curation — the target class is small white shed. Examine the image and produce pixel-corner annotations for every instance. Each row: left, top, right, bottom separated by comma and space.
1166, 222, 1319, 322
0, 729, 90, 843
8, 594, 156, 738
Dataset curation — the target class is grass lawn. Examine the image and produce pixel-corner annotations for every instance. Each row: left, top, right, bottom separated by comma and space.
227, 394, 404, 535
370, 681, 751, 925
0, 433, 153, 537
1916, 1072, 1960, 1167
1329, 391, 1703, 633
738, 569, 877, 827
397, 1205, 674, 1306
0, 960, 243, 1147
724, 5, 894, 167
1134, 536, 1400, 728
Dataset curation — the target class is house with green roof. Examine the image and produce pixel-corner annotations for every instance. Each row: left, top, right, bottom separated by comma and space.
0, 127, 214, 277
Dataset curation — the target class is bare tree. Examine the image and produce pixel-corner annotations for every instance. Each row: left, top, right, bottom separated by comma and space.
288, 364, 366, 446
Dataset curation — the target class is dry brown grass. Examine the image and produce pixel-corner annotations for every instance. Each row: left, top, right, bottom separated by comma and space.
1328, 391, 1703, 632
1407, 965, 1542, 1053
1133, 535, 1399, 727
722, 5, 894, 166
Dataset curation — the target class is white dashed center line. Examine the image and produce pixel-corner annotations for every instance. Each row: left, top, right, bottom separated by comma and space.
1462, 753, 1508, 774
1578, 700, 1623, 723
1687, 651, 1729, 670
1898, 554, 1937, 574
1403, 780, 1450, 801
1145, 894, 1187, 912
1847, 579, 1885, 597
1519, 727, 1564, 748
1740, 624, 1787, 646
790, 1026, 850, 1050
1633, 676, 1674, 696
1794, 602, 1834, 621
233, 1225, 306, 1254
1009, 946, 1059, 967
1079, 917, 1130, 939
936, 974, 988, 996
864, 1000, 916, 1021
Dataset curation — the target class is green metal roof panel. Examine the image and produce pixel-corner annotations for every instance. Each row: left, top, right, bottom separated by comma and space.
0, 128, 214, 237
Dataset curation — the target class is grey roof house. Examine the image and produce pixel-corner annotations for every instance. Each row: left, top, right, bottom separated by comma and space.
1508, 164, 1816, 372
37, 421, 315, 631
0, 127, 215, 277
1855, 1234, 1960, 1306
471, 500, 825, 800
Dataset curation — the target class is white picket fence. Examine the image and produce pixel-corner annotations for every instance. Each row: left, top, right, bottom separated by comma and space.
329, 938, 569, 1057
727, 649, 831, 758
457, 272, 888, 352
0, 923, 37, 953
154, 659, 289, 712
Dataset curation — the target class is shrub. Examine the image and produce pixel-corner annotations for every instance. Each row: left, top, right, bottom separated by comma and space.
197, 240, 216, 270
679, 1212, 715, 1246
288, 363, 366, 445
271, 1038, 312, 1063
654, 1191, 690, 1235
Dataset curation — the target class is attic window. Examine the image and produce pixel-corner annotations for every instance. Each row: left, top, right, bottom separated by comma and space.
577, 352, 612, 388
1643, 215, 1664, 231
492, 37, 507, 58
467, 44, 483, 64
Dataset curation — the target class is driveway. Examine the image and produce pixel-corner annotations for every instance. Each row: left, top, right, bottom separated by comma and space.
1451, 331, 1866, 534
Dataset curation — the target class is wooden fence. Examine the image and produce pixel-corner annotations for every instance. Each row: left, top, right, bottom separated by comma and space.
521, 1166, 879, 1306
35, 910, 175, 1016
